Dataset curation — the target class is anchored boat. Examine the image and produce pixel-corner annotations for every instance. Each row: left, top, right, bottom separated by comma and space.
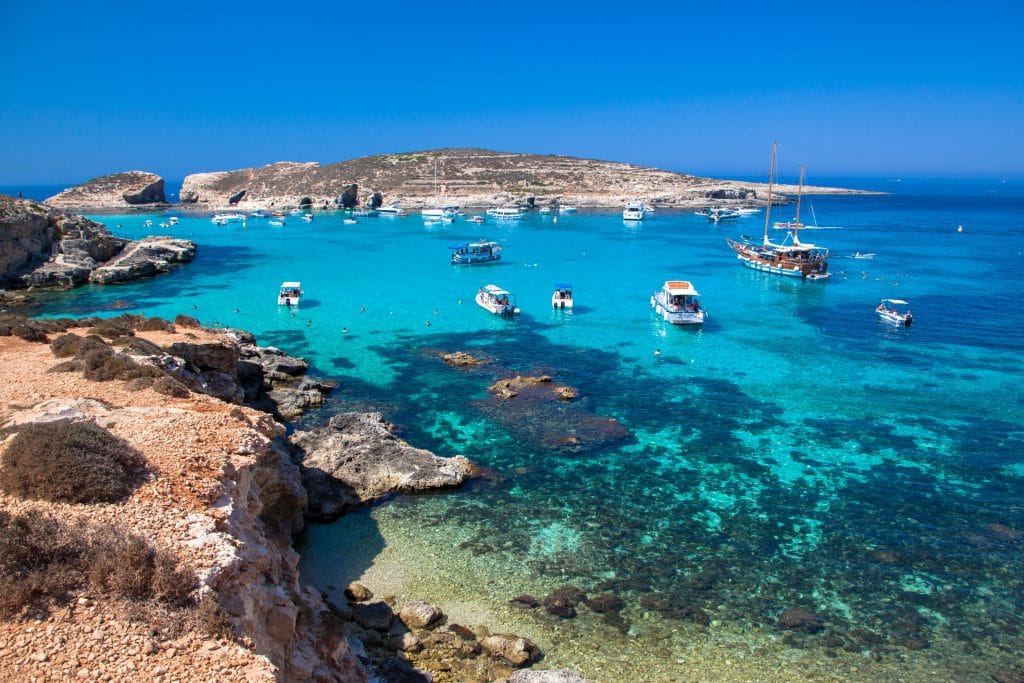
277, 281, 302, 306
623, 200, 646, 221
876, 299, 913, 326
476, 284, 519, 316
726, 142, 829, 280
449, 240, 502, 264
651, 280, 705, 325
552, 282, 574, 309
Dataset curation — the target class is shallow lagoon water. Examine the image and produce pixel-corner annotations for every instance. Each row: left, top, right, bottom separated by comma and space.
28, 180, 1024, 680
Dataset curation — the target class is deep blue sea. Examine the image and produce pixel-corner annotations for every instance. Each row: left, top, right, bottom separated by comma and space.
21, 178, 1024, 680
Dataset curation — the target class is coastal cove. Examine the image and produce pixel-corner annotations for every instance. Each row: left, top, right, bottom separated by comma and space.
23, 179, 1024, 681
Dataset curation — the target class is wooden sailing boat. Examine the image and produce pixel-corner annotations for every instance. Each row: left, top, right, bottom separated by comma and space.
725, 142, 830, 280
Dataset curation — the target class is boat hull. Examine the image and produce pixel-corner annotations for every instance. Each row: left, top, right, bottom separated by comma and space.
452, 254, 501, 265
476, 291, 518, 316
651, 293, 704, 325
877, 310, 912, 326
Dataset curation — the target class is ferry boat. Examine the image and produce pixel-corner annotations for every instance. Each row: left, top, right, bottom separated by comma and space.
651, 280, 705, 325
277, 281, 302, 306
726, 142, 829, 280
450, 240, 502, 264
486, 207, 525, 220
377, 204, 406, 216
476, 284, 519, 316
876, 299, 913, 326
552, 282, 574, 309
623, 200, 646, 221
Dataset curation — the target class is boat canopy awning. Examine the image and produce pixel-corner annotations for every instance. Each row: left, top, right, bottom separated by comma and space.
553, 282, 573, 290
882, 299, 909, 305
448, 244, 469, 250
482, 284, 510, 295
280, 281, 301, 288
665, 280, 699, 296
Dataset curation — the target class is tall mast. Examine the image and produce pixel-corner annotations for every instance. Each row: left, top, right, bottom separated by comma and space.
795, 164, 804, 226
763, 141, 776, 247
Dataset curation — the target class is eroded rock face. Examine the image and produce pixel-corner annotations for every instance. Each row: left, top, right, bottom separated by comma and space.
0, 195, 194, 289
290, 412, 475, 521
45, 171, 166, 209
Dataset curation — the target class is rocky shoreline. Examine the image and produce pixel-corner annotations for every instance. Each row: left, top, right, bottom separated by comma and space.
42, 148, 880, 213
0, 315, 580, 682
0, 195, 194, 294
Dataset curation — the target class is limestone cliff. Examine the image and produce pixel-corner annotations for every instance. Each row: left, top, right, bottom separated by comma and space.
45, 171, 166, 210
177, 148, 874, 210
0, 324, 367, 682
0, 194, 194, 289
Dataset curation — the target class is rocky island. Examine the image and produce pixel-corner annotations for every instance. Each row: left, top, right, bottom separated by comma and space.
44, 171, 166, 210
46, 149, 876, 213
0, 194, 194, 293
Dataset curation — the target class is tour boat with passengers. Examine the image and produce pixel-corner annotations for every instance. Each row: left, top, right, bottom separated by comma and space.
486, 207, 525, 220
476, 284, 519, 316
876, 299, 913, 326
449, 240, 502, 264
651, 280, 705, 325
726, 142, 829, 280
277, 282, 302, 306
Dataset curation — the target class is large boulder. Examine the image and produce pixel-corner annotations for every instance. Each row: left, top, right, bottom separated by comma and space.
88, 236, 196, 284
480, 634, 542, 667
290, 412, 475, 521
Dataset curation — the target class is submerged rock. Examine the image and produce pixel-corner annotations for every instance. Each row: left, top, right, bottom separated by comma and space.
510, 670, 589, 683
480, 634, 542, 667
441, 351, 488, 367
290, 412, 475, 521
488, 375, 577, 401
776, 607, 823, 633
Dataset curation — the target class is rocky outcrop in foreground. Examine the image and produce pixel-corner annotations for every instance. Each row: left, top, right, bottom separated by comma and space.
0, 194, 194, 289
290, 412, 475, 521
176, 147, 876, 211
44, 171, 166, 210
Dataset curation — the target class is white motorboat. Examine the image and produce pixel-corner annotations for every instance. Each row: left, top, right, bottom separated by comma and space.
352, 209, 379, 217
343, 218, 358, 225
423, 205, 459, 220
851, 252, 876, 259
486, 207, 525, 220
468, 215, 486, 224
558, 205, 578, 214
651, 280, 705, 325
143, 220, 153, 227
708, 207, 742, 222
212, 212, 245, 224
277, 281, 302, 306
539, 207, 552, 215
476, 284, 519, 316
552, 282, 574, 309
377, 204, 406, 216
289, 209, 304, 216
876, 299, 913, 326
302, 213, 314, 222
168, 216, 179, 225
623, 200, 646, 221
268, 219, 285, 227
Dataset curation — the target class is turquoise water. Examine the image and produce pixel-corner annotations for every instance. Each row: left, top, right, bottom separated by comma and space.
26, 180, 1024, 680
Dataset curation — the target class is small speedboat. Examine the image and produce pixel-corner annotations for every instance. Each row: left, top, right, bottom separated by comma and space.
707, 207, 741, 222
468, 215, 486, 224
302, 213, 314, 222
378, 204, 406, 216
343, 218, 358, 225
277, 281, 302, 306
552, 282, 574, 309
558, 205, 578, 214
268, 219, 285, 227
876, 299, 913, 326
651, 280, 705, 325
539, 207, 552, 215
353, 209, 379, 217
476, 284, 519, 316
168, 216, 179, 225
851, 252, 876, 259
143, 219, 153, 227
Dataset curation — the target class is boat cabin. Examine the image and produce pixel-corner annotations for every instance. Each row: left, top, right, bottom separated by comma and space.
449, 240, 502, 264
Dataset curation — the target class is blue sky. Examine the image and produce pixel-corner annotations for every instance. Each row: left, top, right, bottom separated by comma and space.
1, 0, 1022, 184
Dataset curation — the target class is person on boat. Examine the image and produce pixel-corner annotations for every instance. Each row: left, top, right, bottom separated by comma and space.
877, 303, 886, 312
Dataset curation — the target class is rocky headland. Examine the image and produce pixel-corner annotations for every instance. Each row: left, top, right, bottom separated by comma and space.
44, 171, 166, 210
0, 314, 572, 682
0, 195, 194, 292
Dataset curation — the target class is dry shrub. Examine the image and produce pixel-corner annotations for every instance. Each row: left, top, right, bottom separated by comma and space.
50, 333, 83, 357
87, 316, 138, 339
0, 511, 90, 618
136, 317, 175, 333
11, 324, 48, 343
0, 512, 201, 622
0, 419, 147, 504
152, 376, 190, 398
192, 592, 233, 638
48, 360, 81, 373
83, 353, 143, 382
124, 376, 155, 391
173, 314, 201, 328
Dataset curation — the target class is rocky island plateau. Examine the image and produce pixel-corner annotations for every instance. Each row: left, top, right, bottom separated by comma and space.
43, 148, 877, 212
